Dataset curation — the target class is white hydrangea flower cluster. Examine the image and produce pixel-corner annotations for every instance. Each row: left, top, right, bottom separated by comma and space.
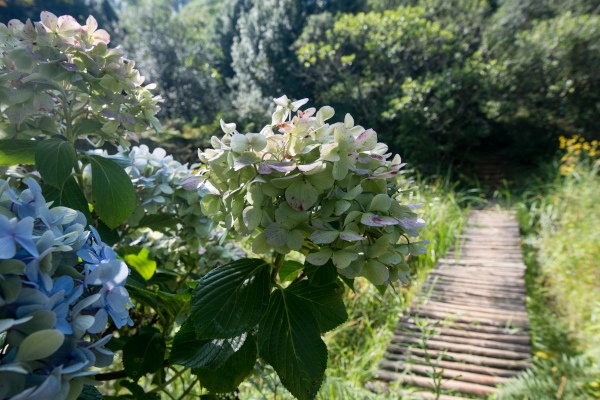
198, 96, 427, 286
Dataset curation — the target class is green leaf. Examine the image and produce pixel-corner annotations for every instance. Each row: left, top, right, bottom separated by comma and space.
124, 248, 156, 281
288, 281, 348, 333
72, 120, 103, 137
42, 176, 92, 224
193, 334, 257, 393
305, 260, 338, 287
374, 285, 388, 296
87, 154, 136, 229
15, 329, 64, 362
122, 331, 166, 381
77, 385, 104, 400
191, 259, 271, 339
35, 138, 76, 187
170, 321, 245, 369
258, 288, 327, 400
137, 214, 178, 230
279, 260, 304, 282
0, 139, 38, 166
118, 380, 159, 400
126, 285, 189, 319
338, 275, 355, 292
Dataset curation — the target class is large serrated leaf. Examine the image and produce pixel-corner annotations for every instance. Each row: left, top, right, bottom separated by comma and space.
126, 285, 189, 319
258, 288, 327, 400
193, 334, 257, 393
122, 331, 166, 381
170, 321, 245, 369
35, 138, 76, 186
279, 260, 304, 282
305, 261, 338, 287
0, 139, 38, 166
191, 259, 271, 339
42, 176, 92, 224
87, 154, 136, 229
287, 281, 348, 333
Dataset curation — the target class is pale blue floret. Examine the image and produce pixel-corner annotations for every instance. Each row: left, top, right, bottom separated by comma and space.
0, 215, 39, 259
0, 178, 130, 399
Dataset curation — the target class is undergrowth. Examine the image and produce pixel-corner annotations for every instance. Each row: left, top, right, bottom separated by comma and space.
498, 158, 600, 399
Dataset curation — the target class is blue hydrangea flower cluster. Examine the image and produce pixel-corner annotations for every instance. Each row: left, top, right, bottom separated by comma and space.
0, 178, 132, 400
99, 145, 245, 276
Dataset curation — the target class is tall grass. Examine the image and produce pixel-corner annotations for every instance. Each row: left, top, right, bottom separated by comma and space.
498, 159, 600, 399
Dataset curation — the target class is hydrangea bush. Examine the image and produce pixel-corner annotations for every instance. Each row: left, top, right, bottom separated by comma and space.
0, 11, 161, 230
0, 178, 130, 399
176, 96, 427, 400
199, 96, 427, 286
0, 12, 428, 400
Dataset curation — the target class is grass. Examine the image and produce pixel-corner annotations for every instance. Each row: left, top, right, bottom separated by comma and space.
497, 160, 600, 399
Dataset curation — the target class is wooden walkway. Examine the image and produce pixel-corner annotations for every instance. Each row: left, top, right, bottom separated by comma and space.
369, 210, 531, 399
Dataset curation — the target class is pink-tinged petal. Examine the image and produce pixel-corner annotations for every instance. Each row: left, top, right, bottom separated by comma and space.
57, 16, 81, 34
268, 162, 297, 173
86, 15, 98, 33
355, 128, 377, 151
360, 213, 399, 227
93, 29, 110, 44
398, 217, 426, 230
390, 162, 407, 171
339, 230, 365, 241
298, 161, 324, 173
259, 162, 297, 175
369, 171, 398, 179
349, 166, 370, 175
40, 11, 58, 31
7, 20, 24, 30
277, 122, 293, 133
180, 176, 204, 190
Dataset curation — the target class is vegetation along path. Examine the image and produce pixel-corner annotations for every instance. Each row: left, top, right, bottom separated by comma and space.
370, 210, 532, 399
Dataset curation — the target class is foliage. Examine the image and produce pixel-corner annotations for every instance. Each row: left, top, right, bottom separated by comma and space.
119, 0, 225, 122
498, 355, 600, 400
519, 155, 600, 351
503, 149, 600, 399
0, 178, 131, 399
295, 4, 494, 167
490, 13, 600, 141
383, 54, 503, 166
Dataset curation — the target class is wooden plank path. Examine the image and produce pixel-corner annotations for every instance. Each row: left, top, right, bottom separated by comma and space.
368, 210, 531, 399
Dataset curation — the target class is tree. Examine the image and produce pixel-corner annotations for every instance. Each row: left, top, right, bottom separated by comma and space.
119, 0, 225, 122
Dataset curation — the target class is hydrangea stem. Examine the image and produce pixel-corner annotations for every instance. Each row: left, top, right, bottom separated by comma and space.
271, 253, 285, 284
